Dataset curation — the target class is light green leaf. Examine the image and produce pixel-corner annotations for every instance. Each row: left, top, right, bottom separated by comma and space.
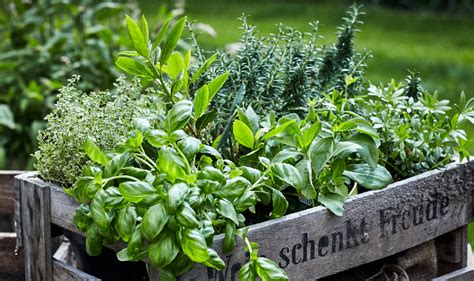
190, 53, 216, 84
84, 138, 110, 166
208, 71, 230, 100
262, 120, 295, 140
271, 163, 303, 190
233, 120, 254, 149
119, 181, 156, 203
318, 193, 345, 216
125, 15, 149, 57
203, 248, 225, 270
116, 57, 153, 78
217, 198, 239, 225
166, 100, 193, 132
239, 262, 257, 281
302, 121, 321, 148
152, 18, 170, 50
181, 228, 209, 262
194, 85, 210, 119
255, 257, 289, 281
140, 15, 149, 44
115, 206, 137, 242
160, 17, 187, 65
271, 189, 288, 218
167, 183, 189, 213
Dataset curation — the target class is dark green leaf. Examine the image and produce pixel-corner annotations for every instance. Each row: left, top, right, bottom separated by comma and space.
119, 181, 156, 203
149, 231, 179, 268
309, 137, 334, 174
0, 104, 15, 129
73, 204, 92, 232
115, 206, 137, 242
176, 202, 199, 228
217, 199, 239, 225
318, 193, 345, 216
167, 183, 189, 213
142, 202, 169, 241
223, 222, 236, 252
86, 224, 103, 256
104, 153, 129, 178
178, 137, 201, 160
233, 190, 257, 212
196, 110, 217, 130
270, 163, 303, 190
344, 164, 392, 190
213, 177, 250, 199
271, 189, 288, 218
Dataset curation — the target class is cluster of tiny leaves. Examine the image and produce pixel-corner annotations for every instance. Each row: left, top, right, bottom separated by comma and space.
34, 75, 159, 186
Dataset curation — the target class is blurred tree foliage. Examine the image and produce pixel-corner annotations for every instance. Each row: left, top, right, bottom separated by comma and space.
366, 0, 474, 13
0, 0, 137, 169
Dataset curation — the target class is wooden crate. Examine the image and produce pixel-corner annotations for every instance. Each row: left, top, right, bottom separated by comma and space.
14, 160, 474, 281
0, 171, 24, 276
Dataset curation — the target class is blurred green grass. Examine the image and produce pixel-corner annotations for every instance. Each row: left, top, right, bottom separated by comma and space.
141, 0, 474, 103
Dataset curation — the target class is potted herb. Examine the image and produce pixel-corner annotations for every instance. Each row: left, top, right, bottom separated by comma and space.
18, 6, 474, 281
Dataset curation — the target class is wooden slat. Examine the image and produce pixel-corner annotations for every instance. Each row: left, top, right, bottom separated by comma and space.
179, 161, 474, 280
0, 171, 23, 215
53, 258, 101, 281
432, 267, 474, 281
0, 232, 24, 273
20, 177, 52, 281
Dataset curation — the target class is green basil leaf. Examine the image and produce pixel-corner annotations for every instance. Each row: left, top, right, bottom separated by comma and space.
223, 222, 236, 252
270, 163, 303, 190
158, 268, 177, 281
90, 191, 109, 232
213, 177, 250, 199
127, 225, 147, 258
167, 252, 194, 277
271, 189, 288, 218
166, 100, 193, 133
167, 183, 189, 213
318, 193, 345, 216
271, 150, 301, 164
72, 177, 97, 204
194, 84, 210, 119
203, 248, 225, 270
176, 202, 199, 228
198, 166, 226, 184
84, 138, 110, 166
178, 137, 201, 160
181, 228, 209, 262
233, 120, 254, 149
125, 15, 149, 58
255, 257, 289, 281
233, 190, 257, 212
73, 204, 92, 232
104, 153, 129, 178
119, 181, 156, 203
296, 159, 316, 199
331, 158, 346, 179
344, 164, 392, 190
309, 137, 335, 174
145, 129, 168, 148
239, 262, 257, 281
346, 133, 379, 168
115, 205, 137, 242
115, 57, 154, 78
149, 231, 179, 268
142, 202, 169, 241
157, 146, 187, 182
217, 198, 239, 225
121, 167, 150, 180
160, 17, 186, 65
86, 224, 103, 256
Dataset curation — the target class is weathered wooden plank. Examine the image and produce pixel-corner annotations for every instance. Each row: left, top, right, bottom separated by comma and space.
436, 226, 468, 276
0, 171, 23, 215
432, 267, 474, 281
14, 173, 23, 248
0, 232, 24, 273
178, 161, 474, 280
53, 258, 101, 281
20, 177, 53, 281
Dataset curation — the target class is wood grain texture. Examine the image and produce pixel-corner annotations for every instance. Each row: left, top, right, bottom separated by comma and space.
53, 258, 101, 281
178, 161, 474, 280
20, 177, 52, 281
0, 171, 23, 215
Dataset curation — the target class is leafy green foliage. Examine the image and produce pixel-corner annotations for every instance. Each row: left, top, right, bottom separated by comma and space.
0, 1, 136, 169
34, 76, 157, 186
